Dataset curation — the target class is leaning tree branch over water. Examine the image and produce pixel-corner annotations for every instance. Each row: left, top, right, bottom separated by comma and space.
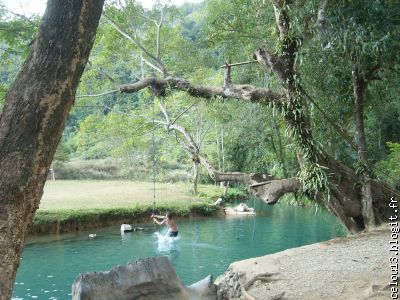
156, 102, 301, 204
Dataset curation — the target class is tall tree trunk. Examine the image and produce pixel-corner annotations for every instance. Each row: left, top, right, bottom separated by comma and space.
0, 1, 104, 298
352, 65, 375, 229
252, 1, 379, 233
221, 125, 225, 172
193, 162, 199, 195
271, 117, 289, 178
216, 121, 221, 171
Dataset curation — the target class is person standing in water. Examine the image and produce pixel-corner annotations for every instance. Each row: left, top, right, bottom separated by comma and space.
151, 212, 179, 237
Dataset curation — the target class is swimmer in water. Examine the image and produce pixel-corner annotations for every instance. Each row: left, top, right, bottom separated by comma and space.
151, 212, 179, 237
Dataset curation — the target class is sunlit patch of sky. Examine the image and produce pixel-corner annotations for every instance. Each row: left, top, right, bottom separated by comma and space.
2, 0, 202, 17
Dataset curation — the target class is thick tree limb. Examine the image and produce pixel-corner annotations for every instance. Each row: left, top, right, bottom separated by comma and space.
251, 178, 301, 204
254, 48, 293, 83
120, 76, 284, 105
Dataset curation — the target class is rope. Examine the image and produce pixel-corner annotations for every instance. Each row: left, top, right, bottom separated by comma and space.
234, 181, 240, 240
151, 88, 156, 215
251, 197, 256, 241
165, 142, 168, 206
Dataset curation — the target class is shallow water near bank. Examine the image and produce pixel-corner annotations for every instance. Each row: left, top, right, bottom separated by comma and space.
13, 200, 346, 299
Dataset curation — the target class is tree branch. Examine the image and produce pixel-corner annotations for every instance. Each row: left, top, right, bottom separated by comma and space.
141, 56, 164, 74
316, 0, 328, 29
171, 101, 198, 125
87, 60, 121, 88
120, 77, 284, 105
76, 90, 120, 98
156, 8, 164, 60
364, 64, 382, 82
158, 101, 170, 125
158, 110, 300, 204
250, 178, 301, 204
219, 60, 258, 68
254, 48, 292, 83
271, 0, 290, 38
104, 15, 167, 76
299, 87, 358, 151
223, 61, 232, 88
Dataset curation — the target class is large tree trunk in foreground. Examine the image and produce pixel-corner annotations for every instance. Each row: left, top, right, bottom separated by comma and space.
0, 1, 104, 298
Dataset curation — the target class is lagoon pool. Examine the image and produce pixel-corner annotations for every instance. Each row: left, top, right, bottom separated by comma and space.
13, 200, 346, 299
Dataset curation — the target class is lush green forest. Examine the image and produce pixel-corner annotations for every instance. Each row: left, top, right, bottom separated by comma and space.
0, 1, 399, 298
0, 0, 399, 221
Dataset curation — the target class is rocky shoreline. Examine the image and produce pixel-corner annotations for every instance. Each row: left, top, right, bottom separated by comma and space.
70, 227, 390, 300
215, 227, 390, 299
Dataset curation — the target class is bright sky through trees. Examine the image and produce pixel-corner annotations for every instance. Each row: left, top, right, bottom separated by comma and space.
2, 0, 202, 16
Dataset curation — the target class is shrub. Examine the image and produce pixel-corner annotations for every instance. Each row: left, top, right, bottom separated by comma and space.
163, 169, 191, 183
377, 142, 400, 188
54, 159, 124, 180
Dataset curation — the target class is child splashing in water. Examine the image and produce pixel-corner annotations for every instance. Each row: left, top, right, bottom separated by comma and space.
151, 212, 179, 237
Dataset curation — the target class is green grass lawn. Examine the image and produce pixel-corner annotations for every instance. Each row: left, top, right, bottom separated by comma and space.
39, 180, 223, 210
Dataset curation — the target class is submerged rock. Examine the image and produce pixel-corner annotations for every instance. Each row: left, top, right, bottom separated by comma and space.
71, 256, 217, 300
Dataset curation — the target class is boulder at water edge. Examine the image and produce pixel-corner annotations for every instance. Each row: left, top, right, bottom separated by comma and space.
71, 256, 217, 300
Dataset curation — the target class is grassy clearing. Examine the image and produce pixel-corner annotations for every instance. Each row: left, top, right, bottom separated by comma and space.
32, 203, 219, 235
39, 180, 223, 210
32, 180, 248, 234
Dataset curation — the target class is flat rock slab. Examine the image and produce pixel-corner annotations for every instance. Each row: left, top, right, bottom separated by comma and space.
216, 228, 390, 300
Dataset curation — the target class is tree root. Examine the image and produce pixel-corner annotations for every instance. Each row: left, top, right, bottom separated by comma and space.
364, 284, 390, 299
242, 272, 284, 300
243, 272, 280, 290
242, 288, 285, 300
269, 291, 285, 300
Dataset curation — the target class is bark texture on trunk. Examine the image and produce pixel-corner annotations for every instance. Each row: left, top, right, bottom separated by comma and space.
193, 162, 199, 195
0, 1, 104, 298
120, 76, 284, 105
352, 66, 375, 229
251, 1, 394, 233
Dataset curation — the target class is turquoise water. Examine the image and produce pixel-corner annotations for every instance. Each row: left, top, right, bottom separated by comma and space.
12, 200, 346, 299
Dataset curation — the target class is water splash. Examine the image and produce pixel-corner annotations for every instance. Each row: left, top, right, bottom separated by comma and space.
154, 231, 180, 252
